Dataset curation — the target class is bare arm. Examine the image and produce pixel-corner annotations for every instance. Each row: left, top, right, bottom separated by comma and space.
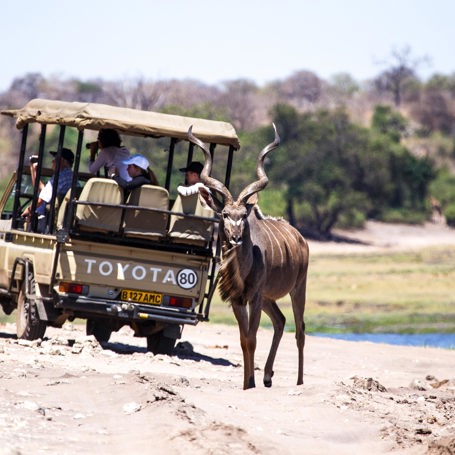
30, 162, 44, 191
88, 146, 106, 174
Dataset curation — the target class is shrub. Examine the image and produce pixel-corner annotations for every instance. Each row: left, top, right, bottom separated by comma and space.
444, 203, 455, 227
379, 208, 427, 224
336, 209, 366, 229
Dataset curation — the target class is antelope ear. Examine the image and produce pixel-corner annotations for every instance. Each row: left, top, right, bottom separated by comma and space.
198, 186, 224, 213
244, 193, 258, 217
246, 193, 258, 205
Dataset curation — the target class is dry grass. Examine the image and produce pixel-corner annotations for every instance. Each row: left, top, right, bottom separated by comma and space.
209, 245, 455, 334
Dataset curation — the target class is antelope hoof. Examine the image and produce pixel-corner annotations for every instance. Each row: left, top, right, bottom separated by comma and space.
264, 371, 274, 387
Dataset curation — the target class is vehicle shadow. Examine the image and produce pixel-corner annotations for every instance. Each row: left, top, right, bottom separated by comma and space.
0, 329, 236, 368
103, 340, 236, 367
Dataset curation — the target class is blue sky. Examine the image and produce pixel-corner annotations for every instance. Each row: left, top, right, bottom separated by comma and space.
1, 0, 453, 92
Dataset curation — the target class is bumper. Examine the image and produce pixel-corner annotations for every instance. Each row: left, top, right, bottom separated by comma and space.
55, 295, 200, 326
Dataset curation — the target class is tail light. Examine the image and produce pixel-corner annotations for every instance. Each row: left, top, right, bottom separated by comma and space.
168, 296, 193, 309
59, 282, 89, 295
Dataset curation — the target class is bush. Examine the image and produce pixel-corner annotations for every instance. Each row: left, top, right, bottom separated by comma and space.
258, 189, 286, 217
444, 204, 455, 227
336, 209, 366, 229
379, 208, 427, 224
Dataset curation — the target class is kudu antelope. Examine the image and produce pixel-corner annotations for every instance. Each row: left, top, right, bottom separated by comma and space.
188, 125, 309, 389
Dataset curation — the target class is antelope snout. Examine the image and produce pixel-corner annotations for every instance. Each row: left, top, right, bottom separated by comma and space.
230, 237, 243, 246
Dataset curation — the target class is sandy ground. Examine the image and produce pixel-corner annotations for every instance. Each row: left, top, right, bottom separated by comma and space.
0, 221, 454, 455
309, 220, 455, 255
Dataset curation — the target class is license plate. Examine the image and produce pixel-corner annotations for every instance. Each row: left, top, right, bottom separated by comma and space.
121, 289, 162, 305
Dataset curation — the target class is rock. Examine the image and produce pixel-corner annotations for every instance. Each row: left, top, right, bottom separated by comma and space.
175, 341, 194, 354
17, 339, 33, 347
15, 401, 39, 411
351, 376, 387, 392
426, 436, 455, 455
123, 402, 141, 414
410, 379, 427, 391
430, 379, 449, 389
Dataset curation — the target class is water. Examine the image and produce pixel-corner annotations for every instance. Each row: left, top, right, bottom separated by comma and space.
313, 333, 455, 349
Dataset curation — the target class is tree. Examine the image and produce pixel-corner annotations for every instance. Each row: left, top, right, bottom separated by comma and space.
268, 106, 373, 236
72, 79, 104, 103
265, 103, 436, 237
101, 78, 162, 111
371, 105, 407, 142
370, 104, 435, 212
9, 73, 45, 100
327, 73, 360, 106
412, 89, 455, 135
426, 73, 455, 98
277, 70, 322, 110
218, 79, 259, 131
374, 46, 426, 106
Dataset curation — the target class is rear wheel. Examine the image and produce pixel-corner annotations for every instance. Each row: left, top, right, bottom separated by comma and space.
146, 331, 177, 355
16, 273, 46, 340
86, 319, 112, 343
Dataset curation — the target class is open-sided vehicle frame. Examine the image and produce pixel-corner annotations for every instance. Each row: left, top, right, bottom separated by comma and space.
0, 98, 240, 353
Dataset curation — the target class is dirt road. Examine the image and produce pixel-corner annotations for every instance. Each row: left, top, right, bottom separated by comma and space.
0, 321, 454, 455
1, 221, 454, 455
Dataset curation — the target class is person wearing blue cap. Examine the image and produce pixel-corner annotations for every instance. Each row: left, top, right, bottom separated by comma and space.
113, 154, 159, 198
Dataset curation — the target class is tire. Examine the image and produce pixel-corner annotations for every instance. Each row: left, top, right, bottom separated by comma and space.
146, 331, 177, 355
16, 273, 46, 340
86, 319, 112, 343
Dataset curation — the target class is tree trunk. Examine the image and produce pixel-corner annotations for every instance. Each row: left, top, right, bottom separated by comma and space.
286, 197, 296, 227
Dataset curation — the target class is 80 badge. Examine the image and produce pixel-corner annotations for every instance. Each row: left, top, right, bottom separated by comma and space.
177, 268, 198, 289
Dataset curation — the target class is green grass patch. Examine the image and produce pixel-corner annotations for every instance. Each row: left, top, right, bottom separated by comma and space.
208, 245, 455, 334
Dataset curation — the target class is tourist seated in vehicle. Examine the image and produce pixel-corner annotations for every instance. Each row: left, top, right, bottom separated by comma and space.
177, 161, 208, 196
169, 160, 215, 245
112, 154, 159, 199
22, 147, 75, 233
88, 128, 131, 181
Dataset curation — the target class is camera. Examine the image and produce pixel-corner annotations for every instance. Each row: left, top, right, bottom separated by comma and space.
29, 155, 39, 164
85, 141, 98, 149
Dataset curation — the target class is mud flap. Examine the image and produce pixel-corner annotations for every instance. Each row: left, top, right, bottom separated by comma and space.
34, 284, 60, 322
163, 323, 183, 340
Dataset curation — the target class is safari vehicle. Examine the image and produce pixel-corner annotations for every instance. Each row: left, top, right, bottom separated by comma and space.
0, 98, 240, 353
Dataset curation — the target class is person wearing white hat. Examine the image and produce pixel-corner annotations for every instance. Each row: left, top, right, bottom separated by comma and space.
113, 154, 159, 198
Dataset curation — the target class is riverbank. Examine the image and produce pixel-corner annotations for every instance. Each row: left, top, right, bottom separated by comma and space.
304, 221, 455, 337
210, 234, 455, 335
307, 220, 455, 255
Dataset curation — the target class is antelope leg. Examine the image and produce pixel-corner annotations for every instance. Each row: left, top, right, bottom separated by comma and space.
232, 297, 261, 390
291, 283, 307, 386
262, 298, 285, 387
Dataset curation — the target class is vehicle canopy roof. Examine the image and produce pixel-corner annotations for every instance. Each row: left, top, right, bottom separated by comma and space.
1, 98, 240, 149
